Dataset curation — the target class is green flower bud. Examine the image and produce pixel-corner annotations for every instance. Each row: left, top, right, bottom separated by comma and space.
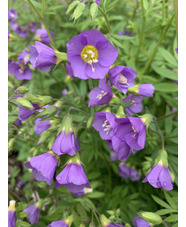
16, 97, 34, 110
116, 105, 126, 118
140, 114, 153, 127
62, 114, 73, 135
155, 149, 168, 168
65, 215, 74, 226
23, 94, 41, 105
100, 214, 110, 226
125, 224, 132, 227
38, 130, 51, 144
36, 106, 58, 118
127, 85, 139, 95
80, 224, 86, 227
72, 3, 85, 20
90, 3, 98, 20
89, 223, 96, 227
37, 95, 53, 106
139, 211, 162, 225
17, 86, 29, 94
87, 116, 94, 128
8, 138, 15, 151
110, 95, 120, 105
55, 51, 68, 63
66, 0, 80, 15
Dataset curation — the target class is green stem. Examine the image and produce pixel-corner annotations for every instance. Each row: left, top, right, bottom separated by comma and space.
9, 101, 17, 107
8, 189, 24, 202
42, 0, 45, 16
162, 0, 165, 24
174, 0, 178, 41
153, 118, 165, 150
135, 0, 146, 63
68, 106, 90, 117
98, 2, 112, 33
141, 14, 174, 74
157, 110, 178, 121
27, 0, 55, 47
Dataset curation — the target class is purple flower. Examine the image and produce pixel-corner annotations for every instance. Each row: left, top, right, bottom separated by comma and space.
133, 217, 150, 227
24, 151, 59, 185
110, 151, 118, 162
67, 29, 118, 79
108, 223, 125, 227
88, 78, 113, 107
15, 119, 22, 126
17, 103, 39, 121
8, 200, 16, 227
116, 117, 147, 151
130, 84, 155, 97
118, 163, 130, 179
23, 204, 40, 225
52, 129, 80, 156
92, 112, 117, 140
123, 94, 143, 116
8, 61, 32, 80
34, 117, 51, 135
130, 168, 140, 181
62, 89, 68, 96
29, 41, 59, 72
9, 20, 19, 31
175, 45, 178, 54
55, 160, 91, 193
108, 66, 136, 94
142, 162, 173, 190
66, 63, 74, 78
47, 220, 68, 227
34, 28, 54, 44
8, 8, 17, 20
27, 22, 37, 32
123, 29, 132, 36
16, 26, 28, 37
94, 0, 101, 4
18, 49, 30, 64
72, 187, 93, 197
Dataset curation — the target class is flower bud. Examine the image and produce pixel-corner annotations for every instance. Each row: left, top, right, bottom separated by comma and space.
38, 130, 51, 144
116, 105, 125, 118
89, 223, 96, 227
17, 86, 29, 94
100, 214, 110, 226
139, 211, 162, 225
37, 95, 53, 106
8, 138, 15, 151
62, 114, 73, 135
66, 0, 80, 15
36, 106, 58, 118
140, 114, 153, 127
80, 224, 86, 227
54, 51, 68, 63
110, 95, 121, 104
23, 94, 42, 104
65, 215, 74, 226
87, 116, 94, 128
72, 3, 85, 20
16, 97, 34, 110
155, 149, 168, 168
90, 3, 98, 20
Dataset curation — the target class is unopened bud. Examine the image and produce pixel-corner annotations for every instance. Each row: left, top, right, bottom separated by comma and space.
8, 138, 15, 151
139, 211, 162, 225
23, 94, 41, 105
65, 215, 74, 226
90, 3, 98, 20
16, 97, 34, 110
100, 214, 110, 226
140, 114, 153, 127
17, 86, 29, 94
87, 116, 94, 128
66, 0, 80, 15
72, 3, 85, 20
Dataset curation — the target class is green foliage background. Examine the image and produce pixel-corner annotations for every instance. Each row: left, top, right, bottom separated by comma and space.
8, 0, 178, 226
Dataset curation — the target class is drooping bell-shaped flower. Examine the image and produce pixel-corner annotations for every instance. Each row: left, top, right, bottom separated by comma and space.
23, 204, 40, 225
128, 84, 155, 97
130, 168, 140, 181
67, 29, 118, 79
92, 112, 117, 140
8, 200, 16, 227
8, 61, 32, 80
55, 157, 91, 193
29, 41, 60, 72
118, 163, 130, 179
34, 28, 54, 44
142, 160, 173, 190
24, 151, 59, 185
17, 103, 40, 121
47, 215, 74, 227
27, 22, 37, 32
123, 94, 143, 116
88, 78, 113, 107
108, 65, 136, 94
34, 117, 51, 135
133, 217, 150, 227
8, 8, 17, 20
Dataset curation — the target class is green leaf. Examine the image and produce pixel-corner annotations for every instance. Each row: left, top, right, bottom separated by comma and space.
17, 212, 29, 218
17, 220, 32, 227
154, 83, 178, 93
151, 63, 178, 80
143, 0, 148, 11
158, 47, 177, 67
156, 208, 177, 215
164, 214, 178, 222
164, 191, 177, 210
165, 106, 172, 135
86, 191, 105, 198
151, 195, 171, 209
